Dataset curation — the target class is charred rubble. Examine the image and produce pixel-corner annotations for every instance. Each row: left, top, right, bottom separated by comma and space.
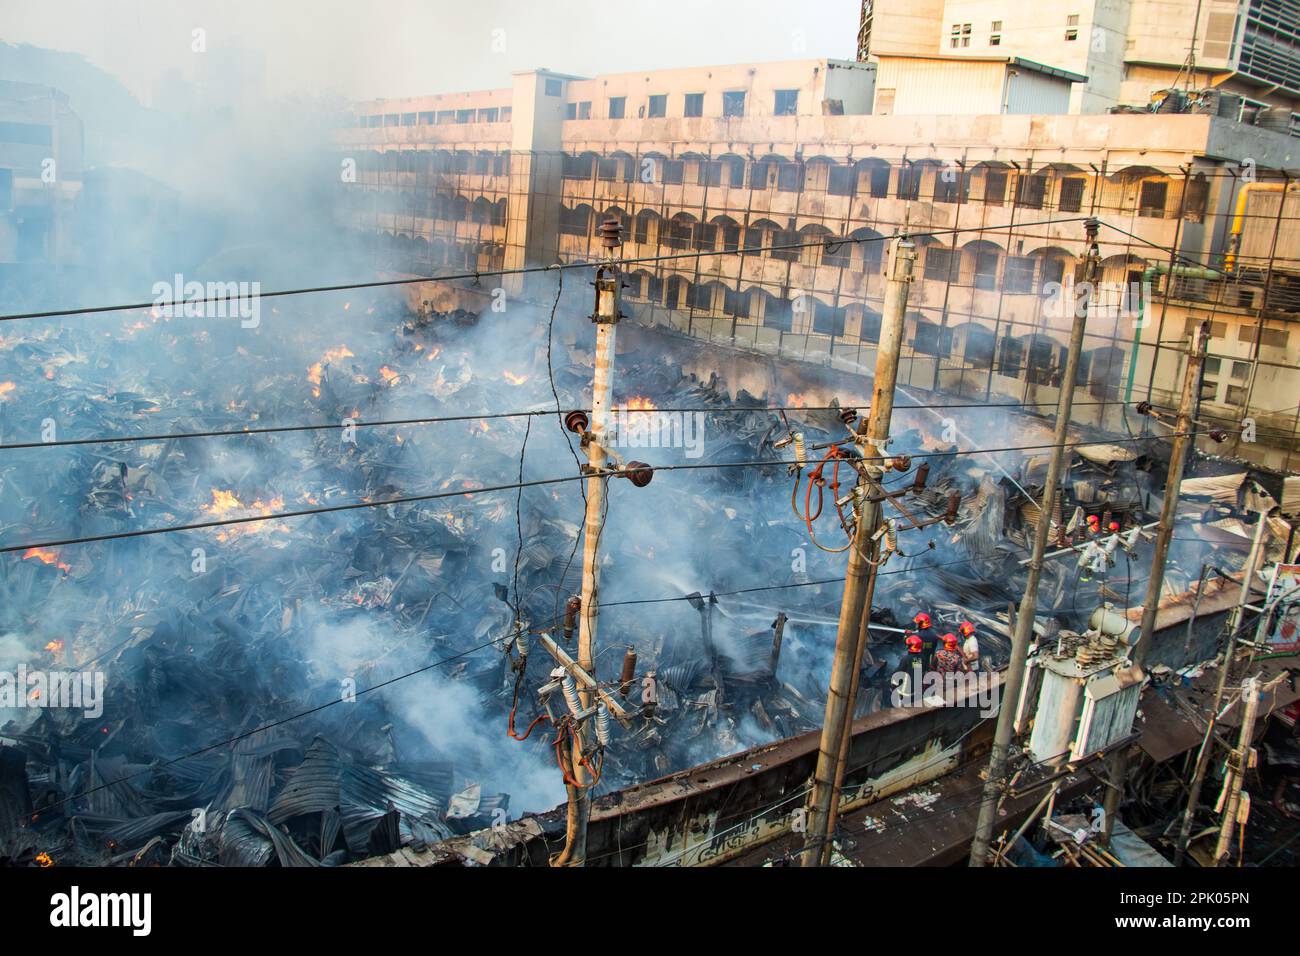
0, 286, 1278, 867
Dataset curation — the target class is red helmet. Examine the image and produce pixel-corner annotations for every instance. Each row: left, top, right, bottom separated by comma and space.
958, 621, 976, 637
905, 634, 923, 653
913, 612, 932, 630
1087, 514, 1100, 527
1108, 521, 1120, 532
942, 633, 959, 650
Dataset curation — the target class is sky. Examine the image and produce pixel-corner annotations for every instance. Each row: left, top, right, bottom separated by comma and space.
0, 0, 860, 105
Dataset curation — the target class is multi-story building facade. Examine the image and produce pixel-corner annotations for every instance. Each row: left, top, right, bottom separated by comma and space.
335, 57, 1300, 469
859, 0, 1300, 118
0, 80, 82, 270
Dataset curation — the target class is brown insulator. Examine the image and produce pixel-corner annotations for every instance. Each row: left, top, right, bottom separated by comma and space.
912, 461, 930, 492
563, 595, 581, 641
622, 461, 654, 487
598, 218, 624, 249
564, 410, 589, 435
944, 491, 961, 524
619, 648, 638, 697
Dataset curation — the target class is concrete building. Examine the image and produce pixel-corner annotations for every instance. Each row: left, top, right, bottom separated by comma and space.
0, 80, 82, 268
334, 57, 1300, 469
859, 0, 1300, 118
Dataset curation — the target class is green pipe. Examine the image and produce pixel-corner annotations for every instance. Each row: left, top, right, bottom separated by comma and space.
1124, 261, 1223, 403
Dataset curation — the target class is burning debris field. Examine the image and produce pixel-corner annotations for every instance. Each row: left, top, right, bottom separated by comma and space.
0, 272, 1281, 869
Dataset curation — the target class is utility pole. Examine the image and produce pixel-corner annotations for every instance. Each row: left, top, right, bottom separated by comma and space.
801, 236, 914, 867
1100, 319, 1210, 843
1173, 511, 1267, 864
969, 218, 1101, 867
553, 220, 625, 866
1213, 676, 1260, 865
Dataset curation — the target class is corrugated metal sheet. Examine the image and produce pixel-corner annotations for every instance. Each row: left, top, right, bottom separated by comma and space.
1005, 69, 1072, 115
1180, 471, 1246, 501
1076, 672, 1143, 757
1239, 188, 1300, 264
874, 58, 1006, 115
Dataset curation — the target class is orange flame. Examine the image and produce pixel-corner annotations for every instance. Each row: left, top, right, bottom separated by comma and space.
307, 346, 354, 398
623, 396, 656, 412
0, 382, 15, 401
786, 392, 812, 409
44, 640, 64, 654
378, 366, 400, 386
503, 371, 529, 386
35, 852, 53, 868
22, 548, 70, 573
201, 489, 287, 541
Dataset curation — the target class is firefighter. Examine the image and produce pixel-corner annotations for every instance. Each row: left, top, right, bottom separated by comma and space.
958, 620, 980, 670
913, 611, 936, 670
1107, 520, 1121, 534
934, 633, 968, 674
1086, 514, 1101, 537
903, 632, 925, 699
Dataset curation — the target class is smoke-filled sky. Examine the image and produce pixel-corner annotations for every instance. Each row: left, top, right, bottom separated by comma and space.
0, 0, 859, 104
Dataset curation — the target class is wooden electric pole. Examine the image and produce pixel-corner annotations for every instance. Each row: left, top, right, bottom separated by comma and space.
969, 218, 1100, 866
801, 236, 914, 867
1098, 318, 1209, 844
1213, 676, 1260, 865
554, 220, 625, 866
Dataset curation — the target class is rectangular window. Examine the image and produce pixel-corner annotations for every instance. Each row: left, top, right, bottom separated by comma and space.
924, 247, 958, 282
684, 93, 704, 118
1058, 178, 1086, 212
1015, 174, 1047, 209
950, 23, 972, 47
1065, 15, 1079, 40
771, 229, 800, 262
661, 159, 684, 185
896, 164, 921, 201
722, 91, 746, 117
1138, 180, 1168, 218
578, 101, 591, 120
698, 160, 723, 187
974, 250, 1000, 290
566, 103, 577, 120
934, 171, 967, 204
384, 114, 400, 127
725, 156, 746, 187
869, 164, 891, 198
545, 78, 563, 96
647, 94, 667, 118
666, 219, 693, 249
456, 109, 474, 123
721, 224, 741, 252
1004, 256, 1036, 293
694, 222, 717, 250
828, 165, 856, 196
776, 161, 804, 192
774, 90, 799, 115
990, 20, 1002, 45
401, 112, 417, 126
437, 110, 455, 124
479, 108, 499, 123
608, 96, 626, 120
418, 111, 435, 125
750, 159, 774, 190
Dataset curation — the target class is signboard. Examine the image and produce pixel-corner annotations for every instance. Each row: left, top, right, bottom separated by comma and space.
1260, 563, 1300, 653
